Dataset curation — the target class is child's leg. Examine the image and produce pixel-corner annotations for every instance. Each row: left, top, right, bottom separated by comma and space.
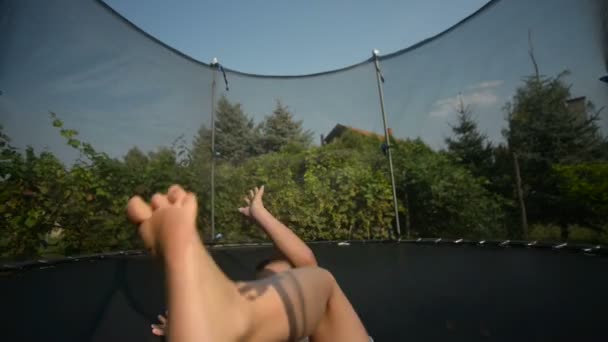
127, 185, 349, 341
308, 281, 370, 342
128, 188, 251, 341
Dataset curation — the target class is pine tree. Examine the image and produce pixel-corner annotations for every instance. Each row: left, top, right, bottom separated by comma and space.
191, 96, 260, 165
502, 69, 605, 237
445, 96, 493, 179
504, 71, 604, 165
259, 100, 313, 153
123, 147, 148, 168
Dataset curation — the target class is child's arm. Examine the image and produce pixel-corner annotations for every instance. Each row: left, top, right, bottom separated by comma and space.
240, 186, 317, 267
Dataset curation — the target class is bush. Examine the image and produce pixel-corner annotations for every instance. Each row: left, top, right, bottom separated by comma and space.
600, 228, 608, 245
212, 142, 395, 242
568, 225, 604, 244
529, 224, 562, 242
392, 139, 508, 239
0, 113, 516, 259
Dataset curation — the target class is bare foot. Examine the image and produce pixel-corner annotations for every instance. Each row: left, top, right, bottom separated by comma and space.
127, 185, 251, 341
127, 185, 200, 257
238, 185, 267, 221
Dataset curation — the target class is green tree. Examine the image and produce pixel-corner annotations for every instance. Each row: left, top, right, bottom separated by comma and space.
211, 132, 396, 243
502, 69, 605, 237
193, 96, 260, 165
445, 96, 493, 179
393, 139, 507, 239
553, 163, 608, 230
259, 100, 313, 153
124, 147, 148, 169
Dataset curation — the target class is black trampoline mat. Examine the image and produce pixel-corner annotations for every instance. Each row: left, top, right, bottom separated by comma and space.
2, 243, 607, 341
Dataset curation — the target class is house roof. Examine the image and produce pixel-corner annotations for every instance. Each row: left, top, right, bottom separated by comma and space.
323, 124, 392, 144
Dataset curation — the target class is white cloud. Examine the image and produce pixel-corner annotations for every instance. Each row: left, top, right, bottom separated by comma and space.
466, 80, 504, 90
429, 80, 504, 118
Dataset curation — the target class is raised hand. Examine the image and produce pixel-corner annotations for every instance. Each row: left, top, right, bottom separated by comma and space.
238, 186, 266, 220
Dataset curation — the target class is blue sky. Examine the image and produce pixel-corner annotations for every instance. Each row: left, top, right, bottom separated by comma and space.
1, 0, 606, 163
103, 0, 490, 75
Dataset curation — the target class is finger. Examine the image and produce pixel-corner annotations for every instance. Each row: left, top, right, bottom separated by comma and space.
158, 314, 167, 324
248, 190, 254, 199
152, 323, 166, 330
126, 196, 152, 224
168, 185, 186, 204
243, 196, 251, 205
238, 207, 249, 215
151, 193, 169, 210
152, 327, 165, 336
258, 185, 265, 197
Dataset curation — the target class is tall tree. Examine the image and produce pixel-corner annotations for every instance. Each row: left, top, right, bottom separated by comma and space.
123, 147, 148, 169
445, 96, 493, 179
502, 68, 605, 238
191, 96, 260, 165
259, 100, 313, 153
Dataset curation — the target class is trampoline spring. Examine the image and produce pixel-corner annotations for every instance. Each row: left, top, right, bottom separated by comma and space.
526, 241, 537, 247
337, 242, 350, 246
434, 238, 442, 244
500, 240, 511, 247
583, 246, 601, 253
454, 239, 463, 244
553, 243, 567, 249
416, 238, 422, 242
479, 240, 486, 245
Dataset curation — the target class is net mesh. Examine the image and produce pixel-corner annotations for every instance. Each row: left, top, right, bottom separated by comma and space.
1, 0, 607, 260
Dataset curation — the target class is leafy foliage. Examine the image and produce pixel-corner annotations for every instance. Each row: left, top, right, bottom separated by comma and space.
393, 139, 507, 239
553, 163, 608, 229
502, 70, 606, 235
2, 85, 607, 261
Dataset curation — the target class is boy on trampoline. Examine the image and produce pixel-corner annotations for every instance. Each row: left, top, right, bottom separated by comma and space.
127, 184, 371, 342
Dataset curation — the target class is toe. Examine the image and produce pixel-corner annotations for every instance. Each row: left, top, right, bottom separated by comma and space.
182, 192, 198, 210
151, 193, 170, 210
168, 184, 187, 204
127, 196, 152, 224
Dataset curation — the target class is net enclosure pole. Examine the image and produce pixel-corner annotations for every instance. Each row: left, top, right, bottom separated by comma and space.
372, 50, 404, 239
210, 58, 218, 241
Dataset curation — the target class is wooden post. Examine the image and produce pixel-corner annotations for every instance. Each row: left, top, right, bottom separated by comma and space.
512, 152, 528, 239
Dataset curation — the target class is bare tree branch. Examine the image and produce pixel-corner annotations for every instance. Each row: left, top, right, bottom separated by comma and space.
528, 29, 540, 79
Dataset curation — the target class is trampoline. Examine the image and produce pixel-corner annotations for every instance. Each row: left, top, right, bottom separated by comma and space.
2, 241, 608, 341
1, 0, 608, 340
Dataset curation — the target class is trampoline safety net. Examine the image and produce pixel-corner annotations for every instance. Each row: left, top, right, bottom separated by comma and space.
1, 0, 608, 341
